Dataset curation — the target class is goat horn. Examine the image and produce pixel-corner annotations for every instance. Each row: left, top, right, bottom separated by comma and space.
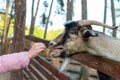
77, 20, 118, 29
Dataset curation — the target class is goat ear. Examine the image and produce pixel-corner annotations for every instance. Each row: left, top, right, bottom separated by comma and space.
82, 29, 98, 38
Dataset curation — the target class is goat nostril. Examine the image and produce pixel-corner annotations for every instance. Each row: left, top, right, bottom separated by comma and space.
49, 43, 53, 46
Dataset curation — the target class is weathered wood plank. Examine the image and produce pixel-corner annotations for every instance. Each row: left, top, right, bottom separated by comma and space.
23, 68, 36, 80
30, 59, 56, 80
23, 71, 30, 80
29, 64, 43, 80
25, 35, 49, 47
72, 53, 120, 79
35, 55, 71, 80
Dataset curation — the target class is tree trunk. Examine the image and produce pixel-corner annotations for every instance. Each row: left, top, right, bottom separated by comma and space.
11, 0, 26, 80
29, 0, 40, 35
81, 0, 89, 80
43, 0, 53, 39
81, 0, 87, 20
66, 0, 73, 21
3, 2, 14, 54
103, 0, 107, 33
29, 0, 35, 35
1, 0, 9, 54
111, 0, 117, 37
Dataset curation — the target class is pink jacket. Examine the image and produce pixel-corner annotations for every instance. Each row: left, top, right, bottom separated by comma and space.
0, 52, 30, 73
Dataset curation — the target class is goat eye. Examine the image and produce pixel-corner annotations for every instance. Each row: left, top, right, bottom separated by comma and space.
70, 31, 78, 35
69, 31, 75, 34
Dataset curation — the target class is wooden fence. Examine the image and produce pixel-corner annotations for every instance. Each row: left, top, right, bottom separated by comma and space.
23, 55, 71, 80
23, 36, 120, 80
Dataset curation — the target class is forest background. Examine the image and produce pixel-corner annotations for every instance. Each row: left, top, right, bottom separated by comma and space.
0, 0, 120, 41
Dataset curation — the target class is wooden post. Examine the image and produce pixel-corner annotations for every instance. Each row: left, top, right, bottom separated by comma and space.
11, 0, 26, 80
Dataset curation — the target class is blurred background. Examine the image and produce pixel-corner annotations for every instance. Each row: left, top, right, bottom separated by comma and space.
0, 0, 120, 41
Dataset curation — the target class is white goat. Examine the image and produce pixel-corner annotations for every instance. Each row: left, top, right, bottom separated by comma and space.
49, 20, 119, 72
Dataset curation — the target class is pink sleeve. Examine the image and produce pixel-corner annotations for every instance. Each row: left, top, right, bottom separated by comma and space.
0, 52, 30, 73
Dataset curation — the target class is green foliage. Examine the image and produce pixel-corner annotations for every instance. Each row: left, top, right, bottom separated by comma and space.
43, 1, 49, 8
0, 14, 5, 35
0, 13, 15, 38
8, 23, 14, 37
57, 0, 64, 10
25, 26, 63, 40
0, 9, 63, 40
33, 26, 44, 38
46, 29, 63, 40
40, 13, 47, 26
25, 26, 44, 38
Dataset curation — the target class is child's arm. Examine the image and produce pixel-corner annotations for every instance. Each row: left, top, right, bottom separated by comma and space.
0, 42, 46, 73
0, 52, 29, 73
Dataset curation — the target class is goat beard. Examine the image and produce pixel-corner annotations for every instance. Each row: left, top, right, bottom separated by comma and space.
59, 52, 78, 72
60, 57, 71, 72
50, 49, 76, 72
57, 52, 76, 72
50, 51, 71, 72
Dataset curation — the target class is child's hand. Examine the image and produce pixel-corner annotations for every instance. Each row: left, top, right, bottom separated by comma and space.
28, 43, 46, 59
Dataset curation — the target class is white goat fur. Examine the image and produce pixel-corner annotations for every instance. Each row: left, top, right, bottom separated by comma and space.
49, 20, 119, 73
50, 31, 120, 72
50, 30, 120, 63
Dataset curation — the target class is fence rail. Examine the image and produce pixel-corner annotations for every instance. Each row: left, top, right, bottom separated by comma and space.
23, 55, 71, 80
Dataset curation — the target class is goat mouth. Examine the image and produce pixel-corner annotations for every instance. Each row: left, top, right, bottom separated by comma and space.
50, 46, 64, 57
